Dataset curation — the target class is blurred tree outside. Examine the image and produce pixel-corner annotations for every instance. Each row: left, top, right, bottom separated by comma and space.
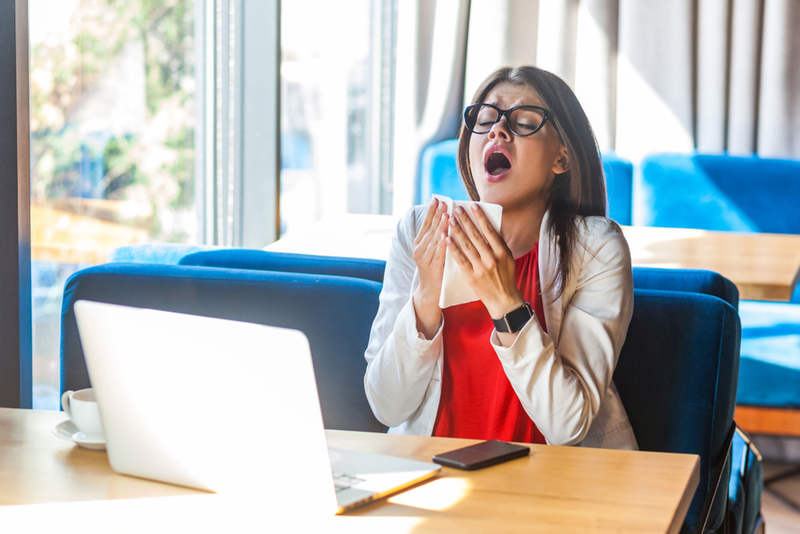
30, 0, 197, 244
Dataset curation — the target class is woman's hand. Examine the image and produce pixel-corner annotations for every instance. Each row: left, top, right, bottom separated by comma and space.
412, 199, 449, 339
446, 205, 526, 323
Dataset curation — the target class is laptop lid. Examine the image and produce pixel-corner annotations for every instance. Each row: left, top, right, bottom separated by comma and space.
74, 300, 339, 515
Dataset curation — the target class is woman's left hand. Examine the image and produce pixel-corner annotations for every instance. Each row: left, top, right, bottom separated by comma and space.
446, 205, 526, 320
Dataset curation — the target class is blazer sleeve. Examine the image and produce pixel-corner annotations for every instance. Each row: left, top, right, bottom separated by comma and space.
491, 218, 634, 446
363, 207, 444, 428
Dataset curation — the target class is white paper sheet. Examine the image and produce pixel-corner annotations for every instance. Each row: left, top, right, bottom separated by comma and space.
431, 195, 503, 308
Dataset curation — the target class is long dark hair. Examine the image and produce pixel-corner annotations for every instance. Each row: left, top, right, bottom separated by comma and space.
456, 66, 607, 296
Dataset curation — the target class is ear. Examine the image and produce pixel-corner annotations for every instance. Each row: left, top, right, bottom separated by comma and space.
552, 146, 570, 175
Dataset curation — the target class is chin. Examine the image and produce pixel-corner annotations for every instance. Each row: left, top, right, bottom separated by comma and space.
475, 188, 508, 207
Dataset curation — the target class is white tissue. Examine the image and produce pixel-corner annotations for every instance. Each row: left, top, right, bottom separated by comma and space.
431, 195, 503, 308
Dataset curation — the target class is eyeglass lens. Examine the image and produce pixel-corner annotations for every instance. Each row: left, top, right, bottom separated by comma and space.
466, 105, 546, 136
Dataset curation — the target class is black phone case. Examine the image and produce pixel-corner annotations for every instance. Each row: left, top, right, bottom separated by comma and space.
432, 440, 530, 470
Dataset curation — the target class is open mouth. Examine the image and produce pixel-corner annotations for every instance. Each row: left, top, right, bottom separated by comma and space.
485, 150, 511, 176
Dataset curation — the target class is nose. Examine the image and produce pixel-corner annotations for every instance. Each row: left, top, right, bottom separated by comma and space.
488, 116, 512, 141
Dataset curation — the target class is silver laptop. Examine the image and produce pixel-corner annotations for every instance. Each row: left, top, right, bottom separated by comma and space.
73, 300, 440, 514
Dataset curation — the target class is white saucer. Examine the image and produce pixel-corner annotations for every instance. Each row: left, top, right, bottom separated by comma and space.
53, 420, 106, 450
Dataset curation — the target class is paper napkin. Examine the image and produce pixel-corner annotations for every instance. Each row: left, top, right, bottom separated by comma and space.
431, 194, 503, 308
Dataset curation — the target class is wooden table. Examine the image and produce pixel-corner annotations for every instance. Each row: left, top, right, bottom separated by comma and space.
0, 408, 699, 533
623, 225, 800, 301
267, 214, 800, 301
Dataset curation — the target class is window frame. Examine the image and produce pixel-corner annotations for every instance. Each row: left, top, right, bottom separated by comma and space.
0, 0, 32, 408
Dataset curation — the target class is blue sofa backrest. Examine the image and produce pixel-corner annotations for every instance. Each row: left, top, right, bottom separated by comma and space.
60, 263, 387, 433
418, 140, 634, 225
632, 267, 739, 309
603, 152, 634, 226
181, 249, 386, 284
419, 139, 464, 203
637, 153, 800, 233
183, 250, 739, 310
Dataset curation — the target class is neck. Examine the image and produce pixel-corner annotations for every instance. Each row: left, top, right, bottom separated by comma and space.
500, 203, 547, 259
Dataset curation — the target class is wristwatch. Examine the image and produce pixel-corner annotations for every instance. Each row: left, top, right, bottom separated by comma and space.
492, 302, 534, 333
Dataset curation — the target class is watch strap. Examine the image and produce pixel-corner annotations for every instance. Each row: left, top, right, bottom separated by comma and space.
492, 302, 533, 333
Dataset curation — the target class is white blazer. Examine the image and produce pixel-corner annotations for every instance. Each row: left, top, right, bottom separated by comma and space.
363, 206, 638, 450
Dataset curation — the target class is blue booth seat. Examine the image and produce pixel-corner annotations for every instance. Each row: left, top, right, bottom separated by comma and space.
634, 267, 762, 533
418, 140, 635, 225
60, 263, 387, 433
737, 301, 800, 409
636, 153, 800, 234
60, 263, 741, 533
616, 289, 740, 533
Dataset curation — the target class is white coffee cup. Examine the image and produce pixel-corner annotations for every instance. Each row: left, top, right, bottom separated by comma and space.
61, 388, 105, 440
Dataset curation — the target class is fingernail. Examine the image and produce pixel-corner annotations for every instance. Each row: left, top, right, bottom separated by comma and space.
456, 206, 465, 214
449, 217, 457, 225
441, 213, 447, 221
471, 203, 479, 211
446, 236, 454, 244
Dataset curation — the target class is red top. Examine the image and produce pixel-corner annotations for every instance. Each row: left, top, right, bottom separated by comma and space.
433, 244, 547, 444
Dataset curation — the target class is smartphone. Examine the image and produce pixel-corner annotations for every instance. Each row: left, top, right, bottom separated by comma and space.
432, 440, 530, 470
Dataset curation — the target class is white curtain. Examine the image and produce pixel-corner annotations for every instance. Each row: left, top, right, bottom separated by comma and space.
394, 0, 800, 211
758, 0, 800, 157
392, 0, 470, 214
615, 0, 800, 160
615, 0, 696, 163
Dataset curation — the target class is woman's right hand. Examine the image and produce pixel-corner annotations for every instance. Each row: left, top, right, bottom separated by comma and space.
412, 199, 449, 339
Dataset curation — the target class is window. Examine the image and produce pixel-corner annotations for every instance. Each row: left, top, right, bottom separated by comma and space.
30, 0, 199, 409
28, 0, 394, 409
280, 0, 379, 236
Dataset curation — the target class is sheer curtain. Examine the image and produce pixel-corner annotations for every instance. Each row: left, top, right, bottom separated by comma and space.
392, 0, 470, 213
393, 0, 800, 212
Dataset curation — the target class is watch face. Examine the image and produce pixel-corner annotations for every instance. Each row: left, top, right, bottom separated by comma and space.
493, 303, 533, 333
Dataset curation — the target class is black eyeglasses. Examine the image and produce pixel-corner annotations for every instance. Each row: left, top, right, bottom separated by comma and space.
463, 103, 551, 137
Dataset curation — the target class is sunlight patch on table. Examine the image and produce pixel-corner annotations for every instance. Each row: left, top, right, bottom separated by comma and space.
387, 477, 472, 511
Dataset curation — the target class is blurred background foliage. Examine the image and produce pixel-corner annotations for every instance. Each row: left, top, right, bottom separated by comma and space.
30, 0, 196, 242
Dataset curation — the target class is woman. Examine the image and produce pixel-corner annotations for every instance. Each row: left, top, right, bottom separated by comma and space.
364, 66, 637, 449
